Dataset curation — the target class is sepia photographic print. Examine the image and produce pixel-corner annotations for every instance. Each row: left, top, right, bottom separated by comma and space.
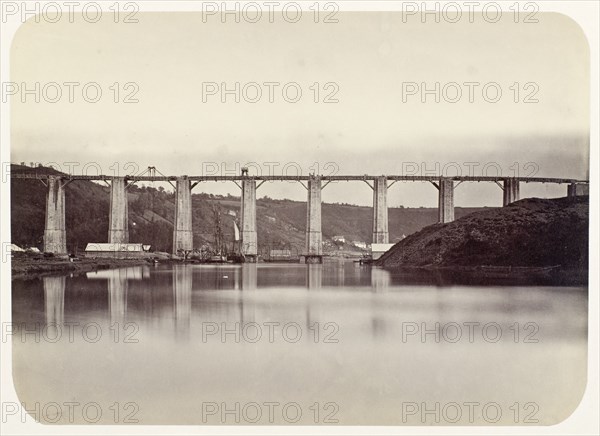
1, 1, 598, 434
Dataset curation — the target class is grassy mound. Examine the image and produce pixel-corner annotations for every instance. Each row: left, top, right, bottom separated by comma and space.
376, 196, 588, 270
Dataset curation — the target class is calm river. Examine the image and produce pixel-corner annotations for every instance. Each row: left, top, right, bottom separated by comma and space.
11, 261, 587, 425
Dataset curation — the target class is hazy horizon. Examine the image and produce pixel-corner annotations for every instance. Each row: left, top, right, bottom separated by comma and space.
10, 11, 590, 206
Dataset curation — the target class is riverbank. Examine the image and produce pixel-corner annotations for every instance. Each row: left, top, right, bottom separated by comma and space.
376, 196, 588, 282
11, 255, 153, 280
378, 265, 588, 286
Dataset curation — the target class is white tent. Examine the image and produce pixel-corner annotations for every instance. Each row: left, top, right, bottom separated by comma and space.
233, 222, 240, 241
9, 244, 25, 252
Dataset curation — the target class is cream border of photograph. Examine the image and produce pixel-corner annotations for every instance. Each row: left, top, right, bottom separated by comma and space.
0, 1, 597, 435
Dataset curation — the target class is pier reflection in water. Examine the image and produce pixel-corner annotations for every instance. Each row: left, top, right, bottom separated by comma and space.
43, 276, 65, 338
173, 264, 192, 337
306, 264, 323, 290
12, 261, 587, 425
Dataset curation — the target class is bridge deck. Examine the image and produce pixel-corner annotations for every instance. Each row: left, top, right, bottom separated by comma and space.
9, 173, 587, 184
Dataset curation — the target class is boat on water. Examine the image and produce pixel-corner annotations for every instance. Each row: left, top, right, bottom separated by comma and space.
193, 204, 245, 264
354, 253, 374, 265
207, 255, 228, 263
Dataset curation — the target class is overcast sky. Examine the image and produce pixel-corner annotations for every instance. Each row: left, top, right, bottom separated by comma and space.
10, 11, 589, 206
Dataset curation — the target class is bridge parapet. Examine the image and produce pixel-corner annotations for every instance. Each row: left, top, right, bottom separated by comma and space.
9, 172, 587, 184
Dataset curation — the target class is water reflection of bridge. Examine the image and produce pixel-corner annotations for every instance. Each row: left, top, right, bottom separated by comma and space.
41, 264, 394, 339
43, 276, 65, 338
173, 264, 192, 336
87, 267, 148, 324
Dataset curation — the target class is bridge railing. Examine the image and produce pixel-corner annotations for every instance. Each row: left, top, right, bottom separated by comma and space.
8, 173, 588, 184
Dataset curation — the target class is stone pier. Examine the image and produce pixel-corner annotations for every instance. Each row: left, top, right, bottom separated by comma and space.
305, 176, 323, 263
109, 177, 129, 244
173, 176, 193, 254
438, 179, 454, 223
503, 178, 520, 206
372, 176, 389, 244
44, 176, 67, 254
240, 178, 257, 262
567, 183, 589, 197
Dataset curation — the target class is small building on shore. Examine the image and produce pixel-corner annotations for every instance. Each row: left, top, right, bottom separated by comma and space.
84, 243, 146, 259
371, 243, 395, 260
269, 249, 293, 261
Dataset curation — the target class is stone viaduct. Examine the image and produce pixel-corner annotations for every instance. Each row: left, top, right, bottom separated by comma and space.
12, 172, 590, 263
